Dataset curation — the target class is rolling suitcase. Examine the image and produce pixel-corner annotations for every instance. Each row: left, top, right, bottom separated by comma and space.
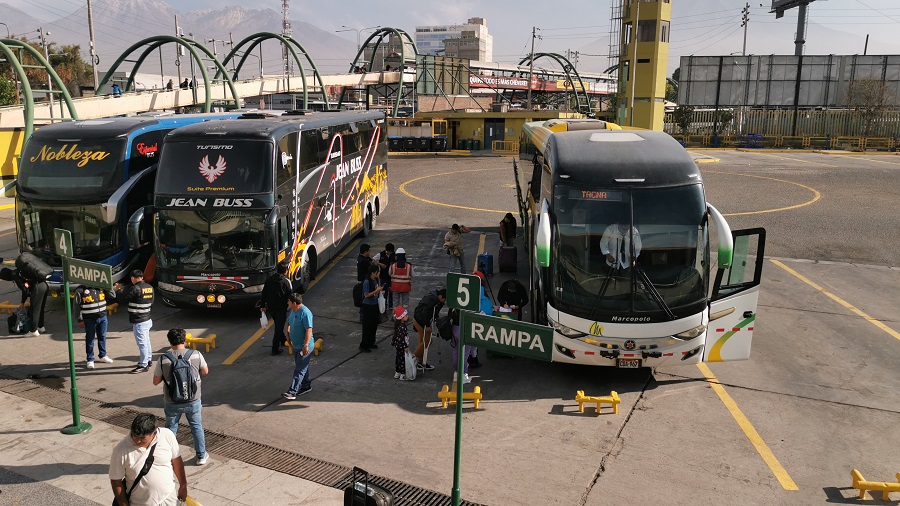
499, 246, 517, 273
477, 253, 494, 277
344, 467, 394, 506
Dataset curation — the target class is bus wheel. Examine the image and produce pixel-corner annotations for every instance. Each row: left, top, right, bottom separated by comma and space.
293, 249, 316, 293
361, 208, 373, 237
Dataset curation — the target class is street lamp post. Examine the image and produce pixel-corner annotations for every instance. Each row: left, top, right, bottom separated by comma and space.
336, 25, 381, 52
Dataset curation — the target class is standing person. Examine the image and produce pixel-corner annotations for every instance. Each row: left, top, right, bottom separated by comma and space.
388, 247, 413, 310
500, 212, 517, 246
75, 284, 116, 369
599, 219, 642, 270
444, 224, 471, 273
259, 260, 293, 355
15, 253, 51, 337
412, 288, 446, 370
180, 78, 189, 89
165, 79, 174, 91
356, 243, 374, 281
391, 306, 410, 380
373, 243, 396, 313
109, 412, 188, 506
359, 264, 382, 352
282, 293, 314, 399
114, 270, 155, 374
152, 328, 209, 465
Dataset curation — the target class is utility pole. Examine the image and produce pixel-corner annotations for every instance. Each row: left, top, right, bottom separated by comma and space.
281, 0, 292, 86
175, 16, 182, 83
86, 0, 100, 92
794, 0, 808, 56
741, 2, 750, 56
527, 26, 539, 110
39, 27, 54, 120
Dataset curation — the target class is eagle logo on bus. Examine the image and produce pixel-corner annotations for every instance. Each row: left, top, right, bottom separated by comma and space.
199, 155, 226, 183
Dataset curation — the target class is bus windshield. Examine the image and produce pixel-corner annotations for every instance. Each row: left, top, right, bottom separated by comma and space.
156, 209, 273, 270
17, 202, 120, 265
18, 139, 126, 199
552, 183, 708, 316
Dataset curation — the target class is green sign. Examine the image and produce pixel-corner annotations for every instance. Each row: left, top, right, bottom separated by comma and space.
460, 311, 553, 362
63, 257, 113, 290
53, 228, 73, 258
446, 272, 481, 312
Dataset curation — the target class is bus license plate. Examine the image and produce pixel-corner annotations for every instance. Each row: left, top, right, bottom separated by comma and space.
617, 359, 641, 369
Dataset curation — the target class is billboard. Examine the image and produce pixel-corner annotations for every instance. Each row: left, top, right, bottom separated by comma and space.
770, 0, 817, 19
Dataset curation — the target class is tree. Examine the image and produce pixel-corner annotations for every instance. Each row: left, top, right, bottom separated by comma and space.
0, 76, 16, 106
847, 76, 888, 137
666, 67, 680, 105
672, 104, 693, 135
9, 37, 93, 100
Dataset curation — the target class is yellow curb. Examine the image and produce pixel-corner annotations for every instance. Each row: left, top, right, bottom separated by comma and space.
694, 157, 720, 164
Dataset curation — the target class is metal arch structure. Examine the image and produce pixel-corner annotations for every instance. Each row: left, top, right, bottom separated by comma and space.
0, 38, 78, 142
97, 35, 240, 112
218, 32, 327, 111
340, 27, 418, 117
519, 52, 593, 116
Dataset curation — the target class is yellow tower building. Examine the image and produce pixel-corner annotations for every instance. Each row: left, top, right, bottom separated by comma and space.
619, 0, 670, 131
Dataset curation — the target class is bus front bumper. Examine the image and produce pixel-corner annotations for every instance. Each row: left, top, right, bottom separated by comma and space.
551, 334, 705, 367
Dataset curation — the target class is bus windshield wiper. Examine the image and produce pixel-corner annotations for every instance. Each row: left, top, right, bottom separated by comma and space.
634, 264, 675, 320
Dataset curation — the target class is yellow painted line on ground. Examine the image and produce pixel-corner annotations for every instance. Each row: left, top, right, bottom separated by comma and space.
694, 157, 720, 164
223, 238, 362, 365
697, 362, 799, 491
0, 204, 13, 210
747, 151, 838, 168
847, 156, 900, 166
399, 168, 510, 214
0, 230, 16, 238
705, 172, 821, 216
771, 259, 900, 341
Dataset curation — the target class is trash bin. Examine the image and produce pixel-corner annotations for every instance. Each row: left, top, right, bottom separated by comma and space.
403, 137, 416, 152
388, 137, 402, 152
416, 137, 432, 152
473, 140, 481, 151
434, 136, 448, 152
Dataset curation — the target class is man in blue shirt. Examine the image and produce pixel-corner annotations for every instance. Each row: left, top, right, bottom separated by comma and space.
282, 293, 314, 400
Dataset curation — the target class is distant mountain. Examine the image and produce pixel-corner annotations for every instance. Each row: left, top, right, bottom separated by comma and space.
40, 0, 356, 77
0, 3, 43, 38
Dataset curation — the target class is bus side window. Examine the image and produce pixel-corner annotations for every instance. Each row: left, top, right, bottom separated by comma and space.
277, 132, 298, 187
299, 130, 322, 172
278, 215, 291, 250
529, 158, 542, 201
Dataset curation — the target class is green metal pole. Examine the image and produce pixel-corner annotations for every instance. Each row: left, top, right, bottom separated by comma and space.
451, 311, 466, 505
61, 270, 91, 435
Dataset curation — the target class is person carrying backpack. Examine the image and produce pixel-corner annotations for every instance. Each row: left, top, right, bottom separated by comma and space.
259, 260, 293, 355
152, 328, 209, 466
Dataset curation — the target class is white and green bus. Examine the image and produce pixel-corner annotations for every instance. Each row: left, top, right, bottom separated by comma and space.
516, 119, 765, 368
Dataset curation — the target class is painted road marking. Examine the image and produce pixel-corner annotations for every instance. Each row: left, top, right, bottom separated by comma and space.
771, 259, 900, 341
697, 363, 799, 491
705, 171, 821, 216
399, 168, 509, 214
0, 204, 13, 211
223, 238, 361, 365
747, 151, 838, 168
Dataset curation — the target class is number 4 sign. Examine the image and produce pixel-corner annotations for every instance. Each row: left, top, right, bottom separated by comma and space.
446, 272, 481, 312
54, 228, 73, 258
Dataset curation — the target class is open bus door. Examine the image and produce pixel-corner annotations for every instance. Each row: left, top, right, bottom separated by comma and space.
706, 228, 766, 362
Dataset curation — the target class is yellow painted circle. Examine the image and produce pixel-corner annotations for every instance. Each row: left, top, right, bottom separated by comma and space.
399, 167, 510, 214
705, 171, 821, 216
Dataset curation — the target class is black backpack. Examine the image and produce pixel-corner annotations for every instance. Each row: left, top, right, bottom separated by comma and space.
162, 350, 198, 403
352, 282, 363, 307
15, 253, 53, 282
436, 314, 453, 341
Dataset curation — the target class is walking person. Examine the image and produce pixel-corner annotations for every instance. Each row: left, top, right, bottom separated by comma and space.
282, 293, 314, 399
114, 269, 155, 374
391, 306, 410, 380
259, 260, 293, 355
444, 224, 471, 273
359, 264, 382, 352
109, 412, 188, 506
412, 288, 446, 370
75, 284, 116, 369
388, 247, 413, 310
152, 328, 209, 466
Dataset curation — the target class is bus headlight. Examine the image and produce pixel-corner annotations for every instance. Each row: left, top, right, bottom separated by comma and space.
551, 320, 587, 338
675, 324, 707, 340
196, 295, 205, 304
159, 282, 183, 293
216, 295, 226, 304
243, 284, 265, 294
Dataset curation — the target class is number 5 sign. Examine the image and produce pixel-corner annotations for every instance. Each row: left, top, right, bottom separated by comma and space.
446, 273, 481, 312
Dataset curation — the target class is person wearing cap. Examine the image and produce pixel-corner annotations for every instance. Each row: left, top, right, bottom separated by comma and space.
391, 306, 411, 380
75, 284, 117, 369
443, 224, 471, 274
115, 270, 155, 373
388, 247, 413, 310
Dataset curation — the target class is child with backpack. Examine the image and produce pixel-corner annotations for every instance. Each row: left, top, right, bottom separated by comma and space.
392, 306, 412, 380
152, 328, 210, 465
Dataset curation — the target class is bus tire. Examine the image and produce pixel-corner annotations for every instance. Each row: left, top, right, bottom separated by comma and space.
293, 249, 316, 293
361, 207, 373, 237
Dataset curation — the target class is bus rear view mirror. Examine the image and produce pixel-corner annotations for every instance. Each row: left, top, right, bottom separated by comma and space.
708, 204, 733, 268
127, 205, 153, 250
536, 199, 551, 267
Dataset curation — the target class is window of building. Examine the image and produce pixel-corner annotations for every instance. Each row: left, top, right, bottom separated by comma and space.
661, 21, 670, 43
638, 20, 656, 43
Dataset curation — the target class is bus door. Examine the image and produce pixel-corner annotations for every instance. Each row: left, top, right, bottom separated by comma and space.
705, 228, 766, 362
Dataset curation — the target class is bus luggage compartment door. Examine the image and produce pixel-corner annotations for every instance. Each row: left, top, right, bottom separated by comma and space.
706, 228, 766, 362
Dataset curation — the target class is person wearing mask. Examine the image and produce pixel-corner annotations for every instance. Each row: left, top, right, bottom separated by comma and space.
115, 270, 155, 374
373, 243, 396, 313
388, 247, 413, 310
259, 260, 293, 355
359, 264, 382, 352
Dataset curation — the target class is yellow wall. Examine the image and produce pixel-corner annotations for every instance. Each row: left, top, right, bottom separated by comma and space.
621, 0, 670, 131
0, 128, 24, 183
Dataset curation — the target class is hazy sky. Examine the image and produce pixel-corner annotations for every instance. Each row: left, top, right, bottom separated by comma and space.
7, 0, 900, 73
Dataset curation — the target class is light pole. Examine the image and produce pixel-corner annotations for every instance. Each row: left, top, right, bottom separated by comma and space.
336, 25, 381, 52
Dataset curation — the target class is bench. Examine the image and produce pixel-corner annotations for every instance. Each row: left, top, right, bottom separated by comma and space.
185, 333, 218, 353
851, 469, 900, 500
575, 390, 621, 414
438, 384, 483, 409
286, 338, 323, 356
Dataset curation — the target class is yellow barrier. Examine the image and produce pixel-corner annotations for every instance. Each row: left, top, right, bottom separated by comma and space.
833, 136, 864, 151
850, 469, 900, 500
863, 137, 895, 151
286, 337, 323, 356
491, 140, 519, 155
0, 301, 28, 314
185, 333, 218, 353
575, 390, 620, 415
438, 384, 483, 409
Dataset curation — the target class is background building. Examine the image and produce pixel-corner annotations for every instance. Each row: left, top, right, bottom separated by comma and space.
415, 17, 493, 62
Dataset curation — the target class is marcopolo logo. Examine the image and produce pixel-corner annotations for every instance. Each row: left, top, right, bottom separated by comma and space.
589, 322, 604, 336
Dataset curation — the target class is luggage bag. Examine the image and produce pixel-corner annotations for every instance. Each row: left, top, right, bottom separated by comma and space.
499, 246, 517, 273
344, 467, 394, 506
477, 253, 494, 277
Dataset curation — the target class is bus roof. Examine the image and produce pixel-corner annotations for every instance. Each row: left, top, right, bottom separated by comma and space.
163, 110, 386, 140
524, 121, 700, 186
28, 112, 245, 140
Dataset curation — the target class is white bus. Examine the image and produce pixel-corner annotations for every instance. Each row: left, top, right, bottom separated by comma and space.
516, 119, 766, 367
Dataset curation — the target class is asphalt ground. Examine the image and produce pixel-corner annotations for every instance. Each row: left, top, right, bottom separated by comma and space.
0, 150, 898, 505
